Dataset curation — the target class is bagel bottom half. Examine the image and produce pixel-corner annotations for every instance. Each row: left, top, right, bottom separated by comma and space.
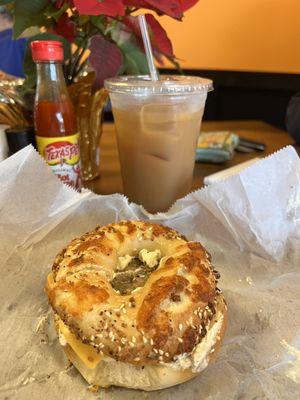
56, 295, 227, 391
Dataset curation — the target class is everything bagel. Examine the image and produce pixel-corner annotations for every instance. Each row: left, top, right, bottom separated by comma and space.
45, 220, 227, 390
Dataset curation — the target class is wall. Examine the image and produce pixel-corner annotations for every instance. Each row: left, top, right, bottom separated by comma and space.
160, 0, 300, 73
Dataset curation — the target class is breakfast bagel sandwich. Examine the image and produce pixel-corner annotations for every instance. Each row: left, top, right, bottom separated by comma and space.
45, 220, 227, 391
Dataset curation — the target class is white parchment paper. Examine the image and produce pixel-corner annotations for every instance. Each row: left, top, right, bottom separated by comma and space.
0, 145, 299, 400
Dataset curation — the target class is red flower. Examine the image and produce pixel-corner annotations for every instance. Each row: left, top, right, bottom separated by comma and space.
89, 34, 123, 89
73, 0, 125, 17
124, 0, 183, 19
180, 0, 199, 12
146, 14, 174, 57
123, 14, 174, 58
54, 12, 75, 42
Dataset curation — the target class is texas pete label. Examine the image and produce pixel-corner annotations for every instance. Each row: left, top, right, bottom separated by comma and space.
36, 133, 81, 190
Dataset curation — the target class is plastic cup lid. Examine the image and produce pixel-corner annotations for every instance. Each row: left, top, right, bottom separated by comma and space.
104, 75, 213, 95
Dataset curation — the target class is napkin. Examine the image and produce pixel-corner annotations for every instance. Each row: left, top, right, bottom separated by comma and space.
0, 145, 299, 400
0, 124, 8, 161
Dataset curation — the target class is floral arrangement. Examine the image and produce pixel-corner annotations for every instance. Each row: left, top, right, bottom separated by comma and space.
1, 0, 199, 90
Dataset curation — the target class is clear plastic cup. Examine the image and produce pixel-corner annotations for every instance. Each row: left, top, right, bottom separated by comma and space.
104, 75, 213, 213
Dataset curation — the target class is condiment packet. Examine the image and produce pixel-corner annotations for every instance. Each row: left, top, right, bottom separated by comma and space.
196, 131, 239, 163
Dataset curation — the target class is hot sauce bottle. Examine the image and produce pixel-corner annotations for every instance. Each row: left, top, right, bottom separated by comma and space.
31, 40, 81, 190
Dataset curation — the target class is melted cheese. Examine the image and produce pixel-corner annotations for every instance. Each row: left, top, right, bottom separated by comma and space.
58, 318, 102, 369
47, 273, 102, 370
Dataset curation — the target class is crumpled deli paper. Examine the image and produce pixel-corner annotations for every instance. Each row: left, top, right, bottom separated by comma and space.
0, 145, 299, 400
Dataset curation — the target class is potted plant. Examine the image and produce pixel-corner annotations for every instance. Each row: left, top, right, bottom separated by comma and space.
0, 0, 199, 179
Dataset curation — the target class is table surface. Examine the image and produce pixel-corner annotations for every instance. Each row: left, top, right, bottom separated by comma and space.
84, 120, 296, 195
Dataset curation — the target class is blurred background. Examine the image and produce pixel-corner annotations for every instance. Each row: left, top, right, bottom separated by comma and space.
1, 0, 300, 134
158, 0, 300, 129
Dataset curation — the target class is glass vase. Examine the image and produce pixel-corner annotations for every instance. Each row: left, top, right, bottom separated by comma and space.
68, 74, 108, 181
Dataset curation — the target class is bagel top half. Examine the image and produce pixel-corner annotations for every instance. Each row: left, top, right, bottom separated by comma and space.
45, 220, 226, 370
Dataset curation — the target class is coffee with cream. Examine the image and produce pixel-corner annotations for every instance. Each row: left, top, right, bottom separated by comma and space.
105, 76, 212, 213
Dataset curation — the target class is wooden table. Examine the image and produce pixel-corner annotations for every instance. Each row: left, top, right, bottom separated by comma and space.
85, 120, 296, 195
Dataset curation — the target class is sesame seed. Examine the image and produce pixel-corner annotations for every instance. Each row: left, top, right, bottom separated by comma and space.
104, 322, 108, 330
178, 338, 183, 343
143, 337, 148, 344
129, 342, 134, 347
90, 335, 95, 341
105, 311, 110, 317
179, 324, 183, 331
194, 310, 198, 315
158, 356, 163, 361
118, 346, 121, 352
153, 348, 158, 354
99, 343, 104, 348
134, 357, 140, 361
158, 349, 164, 355
132, 336, 136, 343
150, 339, 154, 346
122, 308, 127, 314
121, 338, 127, 344
165, 352, 169, 357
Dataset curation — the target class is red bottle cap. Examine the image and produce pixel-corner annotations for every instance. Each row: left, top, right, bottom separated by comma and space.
31, 40, 63, 62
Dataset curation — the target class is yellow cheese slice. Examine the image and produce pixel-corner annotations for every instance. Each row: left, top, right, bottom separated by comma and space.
47, 273, 102, 369
58, 318, 103, 369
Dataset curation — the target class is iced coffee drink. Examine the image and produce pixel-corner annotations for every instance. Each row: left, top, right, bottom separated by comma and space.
105, 75, 212, 213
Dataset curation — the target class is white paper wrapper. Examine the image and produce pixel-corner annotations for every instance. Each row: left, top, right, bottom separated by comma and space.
0, 145, 299, 400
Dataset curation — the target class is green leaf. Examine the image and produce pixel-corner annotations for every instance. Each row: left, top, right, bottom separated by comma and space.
120, 41, 149, 75
23, 33, 71, 90
13, 0, 48, 38
78, 15, 90, 26
90, 15, 105, 31
0, 0, 14, 5
44, 2, 69, 21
